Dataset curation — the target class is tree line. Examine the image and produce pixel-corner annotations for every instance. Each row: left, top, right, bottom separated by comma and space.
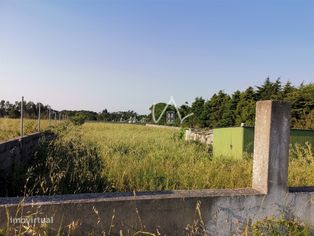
149, 78, 314, 129
0, 100, 54, 119
0, 100, 145, 123
1, 78, 313, 129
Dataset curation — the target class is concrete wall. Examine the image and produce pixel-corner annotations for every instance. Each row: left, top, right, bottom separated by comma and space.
1, 101, 314, 235
0, 132, 52, 197
0, 133, 43, 174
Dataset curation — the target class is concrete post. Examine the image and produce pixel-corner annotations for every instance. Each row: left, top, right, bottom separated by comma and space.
38, 103, 41, 132
252, 100, 291, 194
20, 96, 24, 138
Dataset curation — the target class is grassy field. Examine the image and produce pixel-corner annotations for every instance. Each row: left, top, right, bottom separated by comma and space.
0, 118, 52, 142
2, 120, 314, 195
81, 123, 314, 190
80, 123, 252, 191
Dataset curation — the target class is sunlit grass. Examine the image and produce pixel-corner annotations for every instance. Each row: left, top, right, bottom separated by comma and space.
0, 118, 54, 142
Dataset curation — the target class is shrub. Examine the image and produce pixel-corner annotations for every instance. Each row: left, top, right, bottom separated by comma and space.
70, 114, 87, 125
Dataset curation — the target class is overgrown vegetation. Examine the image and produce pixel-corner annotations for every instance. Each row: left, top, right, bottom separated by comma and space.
16, 123, 251, 196
25, 124, 110, 195
2, 122, 314, 197
81, 123, 252, 192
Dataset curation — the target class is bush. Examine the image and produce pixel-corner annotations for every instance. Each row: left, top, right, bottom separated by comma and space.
70, 114, 87, 125
248, 217, 310, 236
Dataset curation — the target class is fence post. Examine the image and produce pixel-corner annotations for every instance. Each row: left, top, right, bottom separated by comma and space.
38, 103, 41, 132
48, 107, 51, 127
20, 96, 24, 138
252, 100, 291, 195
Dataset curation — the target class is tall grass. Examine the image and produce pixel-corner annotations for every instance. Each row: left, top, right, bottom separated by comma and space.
23, 123, 252, 195
6, 121, 314, 195
25, 124, 109, 195
0, 118, 51, 142
80, 123, 252, 191
289, 142, 314, 187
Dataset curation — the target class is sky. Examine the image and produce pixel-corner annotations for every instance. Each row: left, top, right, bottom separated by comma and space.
0, 0, 313, 114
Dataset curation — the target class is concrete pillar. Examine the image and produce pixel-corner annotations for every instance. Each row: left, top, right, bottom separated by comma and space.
252, 100, 291, 194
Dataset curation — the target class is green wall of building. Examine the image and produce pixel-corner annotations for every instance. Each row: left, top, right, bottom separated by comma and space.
213, 127, 314, 159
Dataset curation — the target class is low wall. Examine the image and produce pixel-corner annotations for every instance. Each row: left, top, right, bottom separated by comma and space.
1, 101, 314, 235
0, 133, 44, 173
185, 128, 213, 145
1, 188, 313, 235
0, 132, 52, 197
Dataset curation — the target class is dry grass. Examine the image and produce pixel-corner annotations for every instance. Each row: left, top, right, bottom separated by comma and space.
0, 118, 54, 142
289, 143, 314, 187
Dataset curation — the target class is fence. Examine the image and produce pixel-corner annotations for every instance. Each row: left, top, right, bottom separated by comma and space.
0, 100, 314, 235
2, 96, 68, 139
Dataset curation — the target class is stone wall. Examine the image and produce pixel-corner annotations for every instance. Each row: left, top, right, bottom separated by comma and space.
185, 128, 213, 145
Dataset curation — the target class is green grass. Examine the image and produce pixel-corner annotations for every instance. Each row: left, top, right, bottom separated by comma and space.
0, 118, 51, 142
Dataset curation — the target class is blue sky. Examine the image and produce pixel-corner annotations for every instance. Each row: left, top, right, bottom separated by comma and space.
0, 0, 313, 114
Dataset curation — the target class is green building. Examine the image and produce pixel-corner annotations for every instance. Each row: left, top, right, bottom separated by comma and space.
213, 127, 314, 159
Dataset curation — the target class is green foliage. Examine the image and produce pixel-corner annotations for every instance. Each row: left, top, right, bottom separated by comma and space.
190, 97, 206, 128
0, 100, 55, 119
148, 79, 314, 129
70, 113, 88, 125
148, 103, 177, 125
251, 217, 310, 236
178, 127, 186, 140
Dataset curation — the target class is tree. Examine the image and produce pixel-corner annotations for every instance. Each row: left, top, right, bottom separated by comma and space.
255, 78, 282, 100
206, 91, 233, 128
235, 87, 256, 126
190, 97, 205, 128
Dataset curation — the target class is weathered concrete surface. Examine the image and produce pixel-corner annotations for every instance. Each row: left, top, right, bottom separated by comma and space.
252, 101, 290, 194
0, 133, 45, 173
1, 189, 314, 235
0, 132, 53, 197
0, 101, 313, 235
